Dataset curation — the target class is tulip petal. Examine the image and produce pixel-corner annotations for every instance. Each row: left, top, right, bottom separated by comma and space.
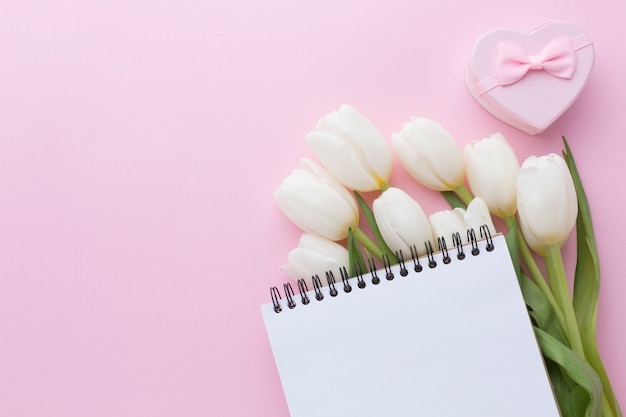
306, 130, 382, 191
464, 133, 519, 218
275, 159, 358, 240
281, 234, 349, 288
335, 105, 393, 183
306, 104, 392, 192
517, 154, 577, 247
392, 118, 465, 191
464, 197, 497, 237
300, 159, 359, 216
429, 209, 466, 243
373, 187, 434, 257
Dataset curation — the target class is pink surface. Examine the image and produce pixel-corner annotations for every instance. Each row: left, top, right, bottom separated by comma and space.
0, 1, 624, 416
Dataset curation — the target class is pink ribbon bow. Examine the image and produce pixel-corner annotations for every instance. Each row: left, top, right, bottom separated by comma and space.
496, 37, 576, 86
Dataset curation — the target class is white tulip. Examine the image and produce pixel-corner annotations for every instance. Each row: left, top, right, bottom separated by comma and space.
464, 197, 496, 238
519, 217, 550, 257
305, 104, 393, 192
281, 233, 350, 288
429, 209, 467, 244
392, 117, 465, 191
516, 154, 578, 250
430, 197, 496, 246
372, 187, 434, 257
464, 133, 520, 218
275, 159, 359, 241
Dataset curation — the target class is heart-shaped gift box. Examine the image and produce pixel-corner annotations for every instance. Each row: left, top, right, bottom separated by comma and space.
466, 21, 594, 135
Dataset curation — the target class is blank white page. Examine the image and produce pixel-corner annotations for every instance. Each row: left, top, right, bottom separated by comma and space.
261, 234, 560, 417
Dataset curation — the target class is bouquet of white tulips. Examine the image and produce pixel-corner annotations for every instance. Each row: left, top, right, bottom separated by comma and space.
275, 104, 622, 417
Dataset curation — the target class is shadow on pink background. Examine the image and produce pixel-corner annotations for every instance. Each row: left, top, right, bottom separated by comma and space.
0, 1, 624, 416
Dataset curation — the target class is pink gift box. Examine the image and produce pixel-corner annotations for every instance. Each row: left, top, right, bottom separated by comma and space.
466, 21, 595, 135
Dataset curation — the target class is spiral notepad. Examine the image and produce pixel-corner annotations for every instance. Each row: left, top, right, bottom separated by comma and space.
261, 228, 560, 417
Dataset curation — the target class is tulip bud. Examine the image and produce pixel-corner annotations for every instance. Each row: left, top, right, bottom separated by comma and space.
305, 104, 393, 192
464, 197, 496, 237
372, 187, 434, 257
392, 117, 465, 191
429, 209, 466, 244
429, 197, 496, 245
464, 133, 520, 218
519, 217, 550, 257
516, 154, 578, 251
275, 159, 359, 241
281, 233, 349, 288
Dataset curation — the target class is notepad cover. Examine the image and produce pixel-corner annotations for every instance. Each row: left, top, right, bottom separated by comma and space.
261, 235, 560, 417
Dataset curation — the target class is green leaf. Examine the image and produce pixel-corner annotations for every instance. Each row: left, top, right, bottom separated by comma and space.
563, 137, 622, 417
545, 358, 575, 417
535, 327, 603, 417
519, 271, 565, 342
504, 218, 565, 339
441, 190, 466, 209
504, 217, 522, 282
348, 227, 368, 278
562, 137, 600, 347
571, 385, 593, 417
354, 191, 397, 263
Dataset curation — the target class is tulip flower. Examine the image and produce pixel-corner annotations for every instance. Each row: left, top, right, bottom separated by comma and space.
392, 117, 469, 200
305, 104, 393, 192
463, 197, 496, 237
464, 133, 520, 219
516, 154, 578, 249
275, 159, 359, 241
429, 197, 496, 245
519, 217, 550, 257
281, 233, 349, 288
517, 153, 583, 361
372, 187, 434, 257
428, 208, 466, 243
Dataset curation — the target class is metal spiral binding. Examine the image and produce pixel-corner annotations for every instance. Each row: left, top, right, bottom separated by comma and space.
269, 225, 496, 313
355, 262, 367, 288
312, 275, 324, 301
438, 236, 451, 265
468, 228, 480, 255
396, 250, 408, 277
452, 232, 465, 260
409, 245, 423, 272
425, 240, 437, 269
367, 258, 379, 285
340, 266, 352, 293
480, 224, 494, 251
284, 283, 296, 309
382, 254, 394, 281
326, 271, 338, 297
297, 279, 310, 305
270, 286, 282, 313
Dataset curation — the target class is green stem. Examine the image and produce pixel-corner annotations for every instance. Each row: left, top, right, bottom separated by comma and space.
453, 184, 473, 206
603, 393, 618, 417
505, 217, 568, 333
546, 244, 585, 358
379, 182, 390, 192
354, 191, 397, 264
586, 332, 623, 417
353, 226, 384, 261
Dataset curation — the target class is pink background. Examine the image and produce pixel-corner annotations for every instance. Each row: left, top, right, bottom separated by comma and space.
0, 1, 624, 416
